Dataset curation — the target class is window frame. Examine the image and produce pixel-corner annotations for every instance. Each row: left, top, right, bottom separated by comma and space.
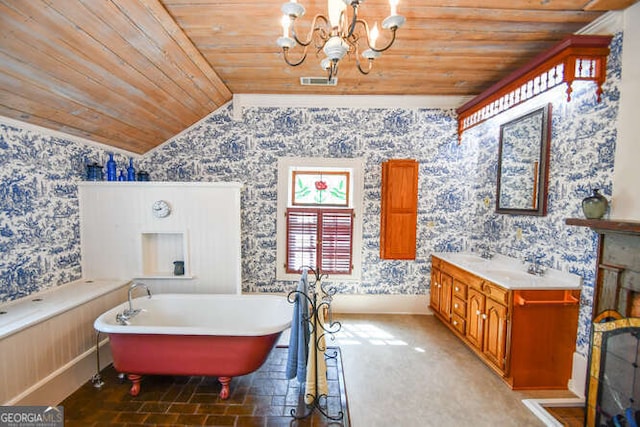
276, 157, 364, 281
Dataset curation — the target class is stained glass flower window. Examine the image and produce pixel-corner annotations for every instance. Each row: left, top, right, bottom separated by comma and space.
291, 170, 350, 206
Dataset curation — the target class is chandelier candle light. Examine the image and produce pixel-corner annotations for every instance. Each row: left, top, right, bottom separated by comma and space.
277, 0, 406, 80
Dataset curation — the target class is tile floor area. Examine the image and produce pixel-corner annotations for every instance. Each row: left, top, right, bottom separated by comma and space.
62, 347, 348, 426
62, 313, 577, 426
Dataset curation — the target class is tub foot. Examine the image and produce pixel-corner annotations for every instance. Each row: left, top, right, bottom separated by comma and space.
127, 374, 142, 396
218, 376, 231, 400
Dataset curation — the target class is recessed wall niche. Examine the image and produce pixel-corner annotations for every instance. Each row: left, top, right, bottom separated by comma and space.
140, 232, 189, 278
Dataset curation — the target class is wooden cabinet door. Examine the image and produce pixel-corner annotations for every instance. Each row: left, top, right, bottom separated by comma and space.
380, 159, 418, 259
483, 299, 508, 371
439, 271, 453, 321
466, 288, 485, 350
430, 267, 441, 313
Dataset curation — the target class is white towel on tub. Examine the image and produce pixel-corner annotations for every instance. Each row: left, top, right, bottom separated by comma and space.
304, 284, 328, 404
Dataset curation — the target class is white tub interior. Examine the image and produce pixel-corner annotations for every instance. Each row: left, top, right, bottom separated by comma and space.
95, 293, 293, 336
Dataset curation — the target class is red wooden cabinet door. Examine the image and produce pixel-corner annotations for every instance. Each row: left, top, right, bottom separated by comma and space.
380, 159, 418, 260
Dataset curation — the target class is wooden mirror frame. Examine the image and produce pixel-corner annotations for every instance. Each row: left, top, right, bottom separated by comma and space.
496, 104, 551, 216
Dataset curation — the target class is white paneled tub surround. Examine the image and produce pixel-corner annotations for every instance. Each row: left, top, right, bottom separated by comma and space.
78, 182, 242, 294
0, 279, 129, 405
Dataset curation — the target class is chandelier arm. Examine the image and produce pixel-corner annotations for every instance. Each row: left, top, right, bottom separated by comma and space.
369, 27, 398, 53
355, 58, 373, 75
282, 47, 307, 67
346, 3, 360, 39
292, 14, 330, 47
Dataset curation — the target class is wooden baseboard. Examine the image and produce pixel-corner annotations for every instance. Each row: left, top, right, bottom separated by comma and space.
7, 339, 113, 406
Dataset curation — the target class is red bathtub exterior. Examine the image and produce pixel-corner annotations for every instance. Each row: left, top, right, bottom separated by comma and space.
108, 332, 282, 398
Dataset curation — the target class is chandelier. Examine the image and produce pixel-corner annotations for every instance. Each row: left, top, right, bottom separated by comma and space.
276, 0, 406, 81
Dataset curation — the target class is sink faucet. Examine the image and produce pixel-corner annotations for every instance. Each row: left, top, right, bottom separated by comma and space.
526, 256, 546, 276
121, 282, 151, 319
478, 244, 493, 260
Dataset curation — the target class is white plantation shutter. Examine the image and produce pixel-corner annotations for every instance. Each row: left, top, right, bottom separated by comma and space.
286, 208, 353, 274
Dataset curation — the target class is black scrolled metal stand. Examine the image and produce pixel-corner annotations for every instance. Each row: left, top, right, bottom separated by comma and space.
286, 267, 343, 422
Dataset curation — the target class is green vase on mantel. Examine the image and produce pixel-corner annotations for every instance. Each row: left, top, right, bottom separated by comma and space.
582, 189, 609, 220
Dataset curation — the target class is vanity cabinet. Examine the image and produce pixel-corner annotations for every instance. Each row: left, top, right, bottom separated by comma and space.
380, 159, 418, 260
430, 255, 580, 389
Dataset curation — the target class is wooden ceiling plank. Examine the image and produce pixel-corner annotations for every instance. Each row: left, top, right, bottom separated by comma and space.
62, 2, 211, 120
0, 89, 159, 151
70, 0, 216, 112
197, 52, 525, 69
0, 104, 151, 153
170, 5, 600, 26
0, 83, 161, 152
104, 0, 224, 110
0, 51, 179, 143
162, 0, 591, 11
139, 0, 231, 102
0, 2, 195, 136
0, 53, 172, 145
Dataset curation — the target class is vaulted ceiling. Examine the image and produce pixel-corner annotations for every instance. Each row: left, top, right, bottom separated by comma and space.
0, 0, 636, 154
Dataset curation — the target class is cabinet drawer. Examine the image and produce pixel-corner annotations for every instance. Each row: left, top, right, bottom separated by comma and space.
453, 280, 467, 299
451, 313, 466, 334
483, 281, 510, 305
452, 296, 466, 317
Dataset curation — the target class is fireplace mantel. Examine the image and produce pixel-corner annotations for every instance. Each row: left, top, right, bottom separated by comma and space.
566, 217, 640, 318
565, 218, 640, 235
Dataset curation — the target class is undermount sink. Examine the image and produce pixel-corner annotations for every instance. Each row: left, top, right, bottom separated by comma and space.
449, 253, 487, 263
481, 269, 534, 283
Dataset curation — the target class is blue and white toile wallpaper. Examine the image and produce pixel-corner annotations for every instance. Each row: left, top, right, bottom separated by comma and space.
0, 33, 623, 356
0, 125, 136, 301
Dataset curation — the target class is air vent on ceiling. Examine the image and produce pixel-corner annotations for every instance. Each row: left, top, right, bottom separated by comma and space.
300, 77, 338, 86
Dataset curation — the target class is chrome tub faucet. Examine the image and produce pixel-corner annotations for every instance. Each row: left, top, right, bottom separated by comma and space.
116, 282, 151, 324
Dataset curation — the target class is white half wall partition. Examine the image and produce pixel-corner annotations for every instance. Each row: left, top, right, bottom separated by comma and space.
79, 182, 242, 294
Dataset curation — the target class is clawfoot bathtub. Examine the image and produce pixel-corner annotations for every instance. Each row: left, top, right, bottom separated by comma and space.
94, 293, 292, 399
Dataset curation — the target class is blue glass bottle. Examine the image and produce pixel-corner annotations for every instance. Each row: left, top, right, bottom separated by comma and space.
106, 153, 117, 181
127, 158, 136, 181
118, 170, 126, 181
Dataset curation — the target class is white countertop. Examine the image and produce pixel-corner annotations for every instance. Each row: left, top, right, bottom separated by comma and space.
0, 279, 130, 340
432, 252, 582, 290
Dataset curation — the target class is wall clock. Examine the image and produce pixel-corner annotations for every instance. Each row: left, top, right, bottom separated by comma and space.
152, 200, 171, 218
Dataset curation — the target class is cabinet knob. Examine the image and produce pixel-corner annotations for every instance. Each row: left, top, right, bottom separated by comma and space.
476, 310, 481, 315
455, 286, 460, 292
453, 320, 458, 326
482, 314, 487, 320
454, 303, 459, 309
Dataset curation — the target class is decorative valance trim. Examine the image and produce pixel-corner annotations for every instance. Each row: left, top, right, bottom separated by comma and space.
456, 35, 613, 140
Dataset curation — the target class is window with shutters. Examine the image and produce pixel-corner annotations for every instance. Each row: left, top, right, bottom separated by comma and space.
276, 158, 363, 281
286, 208, 354, 274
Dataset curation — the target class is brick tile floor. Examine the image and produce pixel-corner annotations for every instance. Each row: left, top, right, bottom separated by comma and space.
61, 347, 349, 426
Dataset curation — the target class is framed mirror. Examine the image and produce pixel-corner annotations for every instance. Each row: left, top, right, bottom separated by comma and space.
496, 104, 551, 216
